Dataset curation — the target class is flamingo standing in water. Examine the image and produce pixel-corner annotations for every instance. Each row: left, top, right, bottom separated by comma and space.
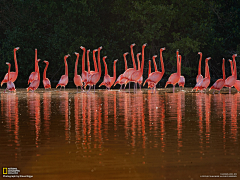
209, 58, 225, 94
136, 52, 143, 90
73, 52, 83, 92
114, 52, 129, 90
119, 43, 137, 91
178, 55, 185, 90
1, 47, 20, 86
195, 57, 211, 92
43, 60, 51, 89
125, 43, 147, 92
165, 50, 180, 93
28, 49, 40, 84
27, 59, 41, 92
84, 46, 102, 92
224, 54, 237, 94
193, 52, 203, 91
144, 47, 165, 93
56, 54, 70, 90
4, 62, 16, 92
80, 46, 89, 88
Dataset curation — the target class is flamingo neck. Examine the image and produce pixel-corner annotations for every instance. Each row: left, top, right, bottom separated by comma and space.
230, 61, 233, 75
93, 51, 98, 72
124, 54, 128, 71
8, 64, 11, 81
206, 60, 210, 78
87, 50, 90, 73
103, 58, 108, 75
37, 61, 40, 80
233, 55, 237, 79
98, 48, 102, 75
152, 57, 157, 72
177, 54, 180, 75
222, 59, 225, 80
14, 49, 18, 76
35, 49, 38, 72
113, 61, 117, 80
141, 45, 146, 74
64, 57, 68, 76
137, 54, 141, 70
82, 48, 86, 73
179, 55, 182, 76
43, 62, 48, 79
130, 45, 137, 70
75, 55, 79, 77
198, 53, 202, 75
148, 60, 151, 76
160, 49, 165, 74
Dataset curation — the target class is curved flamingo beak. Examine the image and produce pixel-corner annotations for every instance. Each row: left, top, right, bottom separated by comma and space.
198, 52, 202, 54
124, 52, 129, 56
137, 53, 141, 55
74, 52, 79, 55
233, 54, 237, 57
93, 49, 97, 52
115, 59, 118, 63
43, 60, 49, 64
37, 59, 41, 62
87, 49, 90, 52
153, 55, 157, 59
143, 43, 147, 46
6, 62, 10, 65
15, 47, 20, 50
131, 43, 136, 47
206, 57, 211, 61
80, 46, 85, 50
98, 46, 102, 50
161, 47, 166, 51
103, 56, 107, 60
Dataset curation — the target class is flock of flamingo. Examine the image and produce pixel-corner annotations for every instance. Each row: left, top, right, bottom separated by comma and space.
1, 44, 239, 94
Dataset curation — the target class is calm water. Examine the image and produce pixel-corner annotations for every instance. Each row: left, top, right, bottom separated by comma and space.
0, 88, 239, 179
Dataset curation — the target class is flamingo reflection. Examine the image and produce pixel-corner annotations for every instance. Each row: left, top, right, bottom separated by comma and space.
43, 92, 51, 139
27, 92, 41, 148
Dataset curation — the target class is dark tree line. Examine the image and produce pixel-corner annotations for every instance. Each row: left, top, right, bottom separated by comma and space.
0, 0, 239, 88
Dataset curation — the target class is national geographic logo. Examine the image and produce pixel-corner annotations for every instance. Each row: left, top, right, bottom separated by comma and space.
2, 167, 33, 178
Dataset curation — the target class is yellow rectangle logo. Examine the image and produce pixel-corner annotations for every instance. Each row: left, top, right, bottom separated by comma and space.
3, 168, 7, 174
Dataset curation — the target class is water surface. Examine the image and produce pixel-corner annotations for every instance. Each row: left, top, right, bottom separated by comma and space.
0, 88, 239, 179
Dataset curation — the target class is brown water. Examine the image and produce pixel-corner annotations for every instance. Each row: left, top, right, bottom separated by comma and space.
0, 88, 239, 180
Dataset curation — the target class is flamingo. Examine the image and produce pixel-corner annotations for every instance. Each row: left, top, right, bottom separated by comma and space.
73, 52, 83, 92
80, 46, 89, 88
42, 60, 51, 90
28, 49, 40, 84
84, 46, 102, 92
56, 54, 70, 90
114, 52, 129, 90
99, 58, 118, 90
224, 54, 237, 94
4, 62, 16, 92
27, 59, 41, 92
165, 50, 180, 93
209, 58, 225, 94
196, 52, 203, 84
1, 47, 20, 86
119, 43, 137, 91
195, 57, 211, 92
178, 55, 185, 90
136, 52, 143, 90
125, 43, 147, 92
144, 47, 165, 93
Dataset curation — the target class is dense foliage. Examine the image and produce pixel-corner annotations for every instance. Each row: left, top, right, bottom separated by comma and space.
0, 0, 239, 88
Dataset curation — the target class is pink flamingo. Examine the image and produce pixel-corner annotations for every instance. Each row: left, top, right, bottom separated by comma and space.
195, 57, 211, 92
73, 52, 83, 92
84, 46, 102, 92
1, 47, 20, 86
99, 58, 118, 90
114, 52, 129, 90
125, 43, 147, 92
27, 59, 41, 92
178, 55, 185, 90
4, 62, 16, 92
28, 49, 39, 84
119, 43, 137, 91
80, 46, 89, 88
136, 52, 143, 90
224, 54, 237, 94
43, 60, 51, 90
144, 47, 165, 93
165, 50, 180, 93
209, 58, 225, 94
56, 54, 70, 90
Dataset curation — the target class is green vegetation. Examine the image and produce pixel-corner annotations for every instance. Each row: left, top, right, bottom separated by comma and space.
0, 0, 239, 87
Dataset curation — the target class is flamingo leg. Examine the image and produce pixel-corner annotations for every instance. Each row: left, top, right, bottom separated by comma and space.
120, 84, 122, 91
77, 86, 78, 92
218, 90, 220, 94
88, 86, 91, 93
64, 86, 65, 91
60, 86, 62, 91
129, 82, 131, 92
173, 85, 175, 93
94, 85, 95, 93
213, 89, 215, 94
229, 87, 231, 94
